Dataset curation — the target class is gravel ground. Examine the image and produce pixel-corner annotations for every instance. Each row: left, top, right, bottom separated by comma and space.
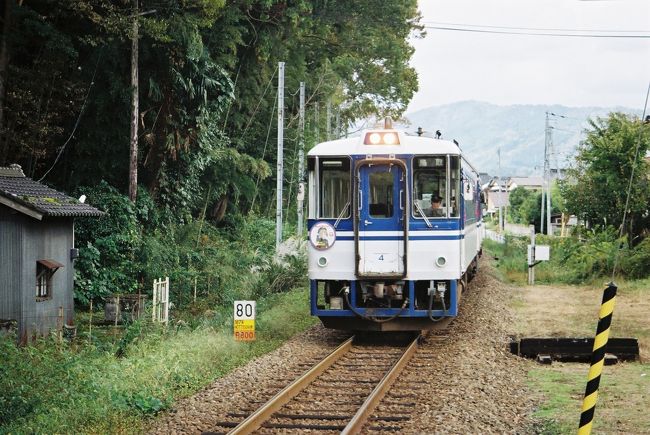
150, 259, 538, 434
150, 327, 350, 434
374, 263, 539, 434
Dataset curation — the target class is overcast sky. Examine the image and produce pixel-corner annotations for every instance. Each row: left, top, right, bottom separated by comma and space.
406, 0, 650, 113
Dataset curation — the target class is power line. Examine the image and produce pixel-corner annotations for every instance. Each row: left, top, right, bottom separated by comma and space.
248, 93, 277, 214
237, 66, 278, 145
421, 20, 650, 34
423, 24, 650, 38
38, 51, 103, 182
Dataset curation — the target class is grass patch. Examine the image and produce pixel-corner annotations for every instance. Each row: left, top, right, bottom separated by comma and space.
528, 367, 582, 434
499, 246, 650, 434
0, 288, 317, 434
527, 363, 650, 435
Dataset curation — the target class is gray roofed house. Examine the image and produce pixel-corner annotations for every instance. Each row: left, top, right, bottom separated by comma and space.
0, 164, 103, 343
506, 176, 544, 191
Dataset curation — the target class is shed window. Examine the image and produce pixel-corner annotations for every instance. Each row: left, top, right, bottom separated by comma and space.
36, 260, 63, 299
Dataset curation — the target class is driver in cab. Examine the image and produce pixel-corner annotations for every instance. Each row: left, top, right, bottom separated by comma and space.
425, 195, 444, 217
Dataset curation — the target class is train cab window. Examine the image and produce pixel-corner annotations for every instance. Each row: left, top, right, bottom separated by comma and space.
368, 171, 394, 218
319, 158, 351, 218
413, 156, 447, 218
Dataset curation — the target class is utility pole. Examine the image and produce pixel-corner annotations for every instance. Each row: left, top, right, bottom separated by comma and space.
541, 112, 549, 234
297, 82, 305, 238
314, 102, 319, 143
546, 113, 554, 236
326, 100, 332, 140
128, 0, 139, 203
498, 148, 504, 232
335, 109, 341, 139
528, 225, 536, 285
275, 62, 285, 250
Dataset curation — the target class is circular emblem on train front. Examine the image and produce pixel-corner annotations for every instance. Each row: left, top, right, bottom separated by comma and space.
309, 222, 336, 250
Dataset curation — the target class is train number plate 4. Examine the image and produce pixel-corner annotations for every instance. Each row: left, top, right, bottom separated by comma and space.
363, 252, 398, 273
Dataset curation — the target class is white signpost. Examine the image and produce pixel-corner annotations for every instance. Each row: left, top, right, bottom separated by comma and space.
528, 225, 550, 285
234, 300, 256, 341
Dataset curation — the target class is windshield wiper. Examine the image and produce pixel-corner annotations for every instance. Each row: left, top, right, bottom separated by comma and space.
334, 201, 350, 229
414, 201, 432, 228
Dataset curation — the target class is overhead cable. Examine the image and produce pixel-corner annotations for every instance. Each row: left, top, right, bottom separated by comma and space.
421, 20, 650, 34
423, 24, 650, 38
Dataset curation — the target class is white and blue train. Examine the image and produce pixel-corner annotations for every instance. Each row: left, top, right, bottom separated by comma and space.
306, 120, 484, 331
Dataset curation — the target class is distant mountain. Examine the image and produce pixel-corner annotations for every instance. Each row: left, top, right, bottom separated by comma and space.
404, 101, 641, 177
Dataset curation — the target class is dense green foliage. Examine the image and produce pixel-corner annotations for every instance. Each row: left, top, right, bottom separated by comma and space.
485, 229, 650, 284
73, 180, 305, 306
508, 186, 542, 231
1, 0, 422, 218
560, 113, 650, 243
507, 185, 565, 232
0, 0, 422, 303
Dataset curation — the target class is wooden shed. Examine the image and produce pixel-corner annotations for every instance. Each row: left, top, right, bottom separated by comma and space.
0, 164, 103, 343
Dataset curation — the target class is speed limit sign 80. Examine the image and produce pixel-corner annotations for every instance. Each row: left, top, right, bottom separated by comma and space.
234, 301, 256, 341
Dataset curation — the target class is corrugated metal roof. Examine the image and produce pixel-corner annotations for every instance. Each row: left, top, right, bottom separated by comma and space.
0, 165, 104, 218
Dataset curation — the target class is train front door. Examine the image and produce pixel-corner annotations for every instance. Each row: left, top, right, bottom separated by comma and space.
357, 162, 406, 277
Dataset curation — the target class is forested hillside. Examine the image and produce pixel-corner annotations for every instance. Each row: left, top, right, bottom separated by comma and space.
0, 0, 422, 303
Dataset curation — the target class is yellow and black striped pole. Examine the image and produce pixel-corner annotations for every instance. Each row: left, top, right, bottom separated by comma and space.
578, 282, 617, 435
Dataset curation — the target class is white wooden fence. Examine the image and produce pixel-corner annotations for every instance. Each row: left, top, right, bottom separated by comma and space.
152, 277, 169, 324
485, 229, 505, 244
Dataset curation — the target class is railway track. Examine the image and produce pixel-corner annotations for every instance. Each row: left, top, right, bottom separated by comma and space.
205, 331, 438, 434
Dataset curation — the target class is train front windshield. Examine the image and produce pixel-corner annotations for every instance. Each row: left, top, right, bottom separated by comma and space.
412, 156, 460, 219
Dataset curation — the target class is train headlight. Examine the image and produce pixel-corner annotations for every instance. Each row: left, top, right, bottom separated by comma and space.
383, 132, 397, 144
364, 132, 401, 145
317, 256, 328, 267
435, 256, 447, 267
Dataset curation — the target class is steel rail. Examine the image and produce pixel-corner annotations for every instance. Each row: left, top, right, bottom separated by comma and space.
228, 336, 354, 435
341, 334, 420, 435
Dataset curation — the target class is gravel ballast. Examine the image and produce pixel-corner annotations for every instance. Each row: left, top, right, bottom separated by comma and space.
151, 260, 538, 434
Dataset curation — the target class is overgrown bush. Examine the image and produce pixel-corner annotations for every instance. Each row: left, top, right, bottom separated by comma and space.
74, 181, 142, 305
485, 228, 649, 283
621, 237, 650, 279
73, 179, 302, 311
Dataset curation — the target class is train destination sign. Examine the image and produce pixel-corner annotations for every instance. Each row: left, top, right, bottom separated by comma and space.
234, 300, 256, 341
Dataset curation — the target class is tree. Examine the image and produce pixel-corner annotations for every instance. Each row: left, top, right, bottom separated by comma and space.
1, 0, 423, 224
560, 113, 650, 243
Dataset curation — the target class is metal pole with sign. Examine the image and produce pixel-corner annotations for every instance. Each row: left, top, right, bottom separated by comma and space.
234, 300, 256, 341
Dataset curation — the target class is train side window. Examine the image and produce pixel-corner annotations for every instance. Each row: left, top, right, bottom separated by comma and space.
412, 156, 447, 218
368, 171, 394, 218
319, 158, 351, 219
449, 156, 460, 217
308, 157, 316, 219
